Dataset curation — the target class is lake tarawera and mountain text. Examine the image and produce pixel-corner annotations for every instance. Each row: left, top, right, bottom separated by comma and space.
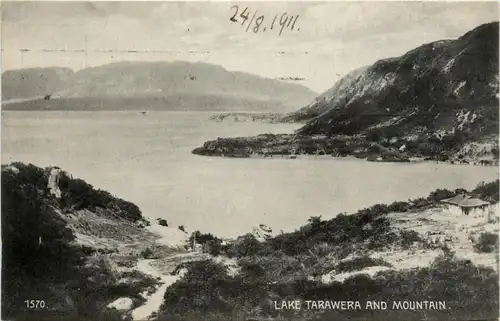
273, 300, 448, 310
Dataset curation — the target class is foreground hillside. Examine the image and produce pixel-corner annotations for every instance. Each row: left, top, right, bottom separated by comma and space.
2, 61, 317, 112
2, 162, 498, 321
1, 163, 199, 321
155, 180, 499, 321
194, 22, 499, 163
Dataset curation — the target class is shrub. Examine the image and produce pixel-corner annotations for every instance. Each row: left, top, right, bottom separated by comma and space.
188, 231, 220, 246
399, 230, 422, 248
230, 234, 265, 258
140, 247, 155, 259
388, 201, 410, 212
206, 240, 223, 256
58, 172, 143, 223
474, 232, 499, 253
471, 180, 499, 203
438, 154, 449, 161
427, 188, 455, 202
160, 260, 235, 316
157, 219, 168, 227
492, 146, 499, 159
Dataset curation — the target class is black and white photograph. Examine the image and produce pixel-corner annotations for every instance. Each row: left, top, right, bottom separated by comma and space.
1, 1, 499, 321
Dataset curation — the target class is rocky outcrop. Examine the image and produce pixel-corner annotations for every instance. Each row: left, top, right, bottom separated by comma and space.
107, 297, 134, 311
47, 167, 63, 199
251, 224, 274, 242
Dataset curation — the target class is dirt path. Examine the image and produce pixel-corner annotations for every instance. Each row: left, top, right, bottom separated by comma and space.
131, 251, 208, 320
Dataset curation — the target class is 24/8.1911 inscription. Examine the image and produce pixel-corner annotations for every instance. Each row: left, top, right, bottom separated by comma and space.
229, 5, 300, 35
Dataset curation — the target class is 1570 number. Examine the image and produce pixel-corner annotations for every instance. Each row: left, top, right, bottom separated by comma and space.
25, 300, 46, 309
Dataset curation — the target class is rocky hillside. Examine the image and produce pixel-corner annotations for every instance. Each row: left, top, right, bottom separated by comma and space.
281, 66, 369, 123
1, 67, 74, 101
299, 22, 499, 141
2, 61, 317, 111
194, 22, 499, 162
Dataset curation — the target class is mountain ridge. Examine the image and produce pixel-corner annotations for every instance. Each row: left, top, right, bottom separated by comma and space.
2, 61, 317, 112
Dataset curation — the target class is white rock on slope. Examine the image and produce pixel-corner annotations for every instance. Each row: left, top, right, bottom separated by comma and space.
47, 167, 63, 199
107, 297, 134, 311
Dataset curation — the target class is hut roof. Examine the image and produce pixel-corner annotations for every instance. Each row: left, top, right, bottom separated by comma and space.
441, 194, 490, 208
458, 198, 490, 208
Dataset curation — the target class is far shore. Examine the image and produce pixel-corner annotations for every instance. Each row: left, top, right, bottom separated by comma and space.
204, 153, 499, 168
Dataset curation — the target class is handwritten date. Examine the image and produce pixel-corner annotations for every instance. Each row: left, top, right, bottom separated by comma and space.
230, 5, 300, 35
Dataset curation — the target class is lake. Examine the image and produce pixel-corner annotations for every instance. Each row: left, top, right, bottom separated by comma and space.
2, 111, 498, 238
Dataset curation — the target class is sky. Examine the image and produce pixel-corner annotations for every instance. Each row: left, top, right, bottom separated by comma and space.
1, 1, 499, 92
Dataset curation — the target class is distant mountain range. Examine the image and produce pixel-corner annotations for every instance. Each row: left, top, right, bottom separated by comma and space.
1, 61, 317, 111
194, 22, 500, 163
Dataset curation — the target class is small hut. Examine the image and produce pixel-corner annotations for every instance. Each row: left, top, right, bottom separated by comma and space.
441, 193, 490, 216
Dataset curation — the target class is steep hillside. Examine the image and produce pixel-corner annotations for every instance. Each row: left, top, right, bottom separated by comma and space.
1, 67, 74, 101
193, 22, 499, 162
299, 22, 499, 142
2, 61, 317, 111
281, 66, 369, 122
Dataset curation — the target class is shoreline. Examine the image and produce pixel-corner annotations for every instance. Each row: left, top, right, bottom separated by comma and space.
199, 153, 499, 168
192, 133, 499, 167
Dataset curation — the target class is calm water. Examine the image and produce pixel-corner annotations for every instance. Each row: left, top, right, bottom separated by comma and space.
2, 111, 498, 238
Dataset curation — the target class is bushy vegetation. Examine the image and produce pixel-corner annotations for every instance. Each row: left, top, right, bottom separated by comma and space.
58, 172, 143, 223
157, 218, 168, 227
1, 163, 150, 320
156, 180, 500, 320
399, 229, 422, 248
2, 162, 147, 224
224, 233, 269, 258
157, 251, 499, 321
188, 231, 224, 256
140, 247, 157, 259
220, 182, 489, 260
473, 232, 499, 253
471, 179, 499, 203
